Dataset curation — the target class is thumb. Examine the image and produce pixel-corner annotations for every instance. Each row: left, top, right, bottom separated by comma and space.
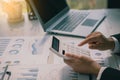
65, 53, 81, 60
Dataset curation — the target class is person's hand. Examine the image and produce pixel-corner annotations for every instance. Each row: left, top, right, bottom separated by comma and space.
64, 53, 101, 76
78, 32, 115, 50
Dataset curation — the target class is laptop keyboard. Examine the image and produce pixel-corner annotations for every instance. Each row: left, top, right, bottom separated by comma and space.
53, 11, 89, 32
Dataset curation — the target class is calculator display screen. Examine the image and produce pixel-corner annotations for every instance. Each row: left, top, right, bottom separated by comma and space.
52, 36, 60, 52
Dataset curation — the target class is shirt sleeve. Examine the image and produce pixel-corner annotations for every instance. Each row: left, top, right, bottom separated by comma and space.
111, 37, 120, 53
96, 67, 107, 80
96, 36, 120, 80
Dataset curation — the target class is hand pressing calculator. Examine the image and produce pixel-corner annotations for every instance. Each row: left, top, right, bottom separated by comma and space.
50, 36, 109, 66
50, 36, 90, 60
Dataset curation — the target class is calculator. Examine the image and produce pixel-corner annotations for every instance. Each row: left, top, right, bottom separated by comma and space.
50, 36, 109, 66
50, 36, 90, 60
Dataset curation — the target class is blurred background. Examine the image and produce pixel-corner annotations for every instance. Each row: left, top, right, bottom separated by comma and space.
67, 0, 107, 9
0, 0, 107, 12
0, 0, 108, 22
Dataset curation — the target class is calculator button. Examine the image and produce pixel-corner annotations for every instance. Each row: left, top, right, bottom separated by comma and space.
62, 50, 65, 55
64, 43, 90, 57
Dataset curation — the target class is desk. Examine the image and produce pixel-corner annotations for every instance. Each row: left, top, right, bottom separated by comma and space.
0, 9, 120, 80
0, 9, 120, 37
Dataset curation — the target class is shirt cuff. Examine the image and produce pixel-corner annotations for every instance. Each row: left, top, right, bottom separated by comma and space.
111, 37, 120, 53
96, 67, 107, 80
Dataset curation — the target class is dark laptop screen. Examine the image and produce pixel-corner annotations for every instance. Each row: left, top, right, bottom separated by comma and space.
32, 0, 68, 23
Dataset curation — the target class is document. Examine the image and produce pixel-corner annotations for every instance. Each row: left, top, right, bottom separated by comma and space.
0, 36, 50, 66
6, 64, 90, 80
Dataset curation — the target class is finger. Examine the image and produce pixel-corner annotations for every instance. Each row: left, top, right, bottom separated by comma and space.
89, 44, 101, 49
64, 58, 75, 65
65, 53, 90, 61
78, 37, 96, 46
66, 53, 81, 58
78, 38, 90, 46
64, 59, 72, 64
77, 55, 93, 63
79, 33, 103, 46
65, 53, 93, 63
65, 53, 81, 60
64, 53, 75, 62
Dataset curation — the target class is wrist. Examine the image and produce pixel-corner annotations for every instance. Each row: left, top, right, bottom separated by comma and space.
93, 66, 101, 76
91, 62, 101, 76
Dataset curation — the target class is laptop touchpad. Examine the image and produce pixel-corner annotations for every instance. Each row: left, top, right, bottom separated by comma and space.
81, 19, 98, 27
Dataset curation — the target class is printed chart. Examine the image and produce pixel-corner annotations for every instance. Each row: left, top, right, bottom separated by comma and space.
0, 36, 50, 66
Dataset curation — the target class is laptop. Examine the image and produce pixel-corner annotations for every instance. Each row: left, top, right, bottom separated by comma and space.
27, 0, 106, 37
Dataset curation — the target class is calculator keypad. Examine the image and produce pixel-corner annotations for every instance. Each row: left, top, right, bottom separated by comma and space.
63, 43, 90, 57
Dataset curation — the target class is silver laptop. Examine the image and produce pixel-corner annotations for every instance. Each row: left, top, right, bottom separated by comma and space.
28, 0, 106, 37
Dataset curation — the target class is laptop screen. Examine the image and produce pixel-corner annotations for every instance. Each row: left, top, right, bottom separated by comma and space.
31, 0, 68, 24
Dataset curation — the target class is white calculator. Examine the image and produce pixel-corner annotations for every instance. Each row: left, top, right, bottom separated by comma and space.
50, 36, 109, 66
50, 36, 90, 59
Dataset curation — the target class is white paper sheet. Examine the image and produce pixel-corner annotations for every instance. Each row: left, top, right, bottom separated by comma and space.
6, 64, 90, 80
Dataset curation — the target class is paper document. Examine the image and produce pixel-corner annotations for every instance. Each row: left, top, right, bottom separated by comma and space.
6, 64, 90, 80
